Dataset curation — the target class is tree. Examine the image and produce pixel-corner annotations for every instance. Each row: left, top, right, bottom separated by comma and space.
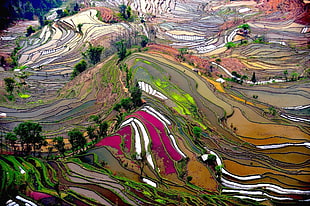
290, 72, 299, 81
187, 176, 193, 182
4, 77, 15, 94
225, 42, 236, 49
68, 128, 86, 154
77, 23, 83, 34
0, 56, 5, 66
215, 58, 221, 63
126, 6, 132, 19
140, 35, 148, 47
241, 75, 248, 80
53, 136, 65, 156
98, 121, 109, 138
130, 84, 142, 107
90, 115, 101, 124
38, 15, 44, 27
231, 71, 241, 78
85, 44, 104, 64
86, 126, 96, 143
193, 126, 202, 139
26, 25, 35, 37
114, 113, 124, 129
215, 165, 223, 179
135, 151, 146, 176
75, 59, 87, 73
124, 64, 131, 87
73, 3, 80, 12
113, 103, 122, 112
179, 48, 188, 56
13, 122, 45, 155
119, 4, 127, 19
71, 59, 87, 79
251, 72, 256, 83
283, 70, 288, 81
121, 98, 132, 111
5, 132, 17, 152
116, 40, 127, 61
207, 154, 216, 164
177, 48, 188, 61
56, 9, 64, 18
238, 23, 250, 30
268, 107, 277, 116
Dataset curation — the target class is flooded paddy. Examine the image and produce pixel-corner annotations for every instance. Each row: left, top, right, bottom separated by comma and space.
227, 108, 310, 144
223, 159, 309, 184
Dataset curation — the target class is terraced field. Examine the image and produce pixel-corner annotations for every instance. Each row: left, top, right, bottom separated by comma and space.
1, 0, 310, 205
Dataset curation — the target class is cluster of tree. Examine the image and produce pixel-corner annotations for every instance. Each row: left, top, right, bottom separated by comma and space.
5, 121, 46, 156
116, 40, 127, 61
283, 70, 300, 81
56, 3, 80, 19
4, 77, 15, 95
238, 23, 250, 36
51, 116, 109, 157
113, 83, 142, 112
225, 42, 237, 49
0, 0, 62, 30
113, 83, 142, 128
177, 48, 188, 62
115, 35, 149, 62
230, 71, 248, 84
4, 118, 110, 157
11, 44, 22, 67
253, 35, 266, 44
26, 25, 35, 37
119, 63, 132, 88
192, 126, 202, 139
83, 44, 104, 64
68, 128, 86, 154
71, 44, 104, 79
118, 4, 133, 21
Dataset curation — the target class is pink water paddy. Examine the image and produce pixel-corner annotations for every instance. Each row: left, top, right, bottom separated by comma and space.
135, 111, 182, 161
95, 135, 123, 155
29, 191, 52, 201
117, 125, 132, 153
126, 112, 179, 174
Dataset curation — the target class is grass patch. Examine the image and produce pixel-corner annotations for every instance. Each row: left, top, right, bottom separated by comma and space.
18, 93, 31, 98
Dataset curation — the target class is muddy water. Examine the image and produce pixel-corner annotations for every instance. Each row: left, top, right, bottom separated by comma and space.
223, 159, 309, 183
48, 161, 131, 206
227, 108, 310, 144
187, 158, 218, 191
241, 90, 309, 107
236, 175, 310, 190
88, 147, 139, 182
224, 97, 272, 123
267, 152, 310, 164
257, 146, 310, 157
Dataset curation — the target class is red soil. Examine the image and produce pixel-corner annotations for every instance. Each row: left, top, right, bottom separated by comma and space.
257, 0, 310, 24
80, 7, 118, 23
213, 58, 247, 73
147, 43, 211, 71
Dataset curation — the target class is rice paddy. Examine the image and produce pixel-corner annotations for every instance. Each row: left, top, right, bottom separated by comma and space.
1, 0, 309, 205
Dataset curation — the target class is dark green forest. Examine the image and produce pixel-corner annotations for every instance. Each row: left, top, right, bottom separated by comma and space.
0, 0, 62, 30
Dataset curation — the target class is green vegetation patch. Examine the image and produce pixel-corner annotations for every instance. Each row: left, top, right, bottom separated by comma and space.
18, 93, 31, 98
